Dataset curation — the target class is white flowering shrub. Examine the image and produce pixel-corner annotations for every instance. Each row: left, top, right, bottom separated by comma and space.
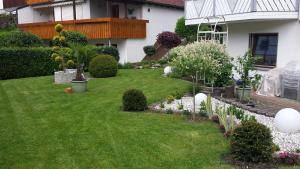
171, 41, 232, 86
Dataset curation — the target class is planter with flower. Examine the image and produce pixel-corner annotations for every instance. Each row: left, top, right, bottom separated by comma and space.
70, 44, 88, 93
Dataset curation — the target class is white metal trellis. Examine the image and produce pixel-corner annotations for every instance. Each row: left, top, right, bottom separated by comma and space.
197, 16, 228, 46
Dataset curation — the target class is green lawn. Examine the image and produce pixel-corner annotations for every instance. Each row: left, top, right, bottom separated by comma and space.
0, 69, 231, 169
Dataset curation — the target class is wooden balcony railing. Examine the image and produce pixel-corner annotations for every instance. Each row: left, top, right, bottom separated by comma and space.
3, 0, 52, 8
26, 0, 52, 5
18, 18, 148, 39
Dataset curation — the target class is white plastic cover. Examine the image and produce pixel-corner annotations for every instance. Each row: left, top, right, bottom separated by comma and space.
256, 68, 283, 97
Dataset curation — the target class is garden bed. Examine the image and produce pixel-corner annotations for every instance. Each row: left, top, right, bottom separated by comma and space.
149, 95, 300, 152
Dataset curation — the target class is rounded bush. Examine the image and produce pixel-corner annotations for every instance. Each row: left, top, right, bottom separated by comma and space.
89, 54, 118, 78
230, 121, 273, 163
143, 45, 156, 56
123, 89, 147, 111
157, 31, 181, 49
0, 31, 43, 47
55, 24, 63, 32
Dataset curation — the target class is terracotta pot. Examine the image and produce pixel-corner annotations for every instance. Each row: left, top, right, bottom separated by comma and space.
224, 85, 235, 98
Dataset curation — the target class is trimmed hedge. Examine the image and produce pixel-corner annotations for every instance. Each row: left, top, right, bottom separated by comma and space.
93, 46, 120, 62
0, 47, 54, 80
0, 31, 44, 47
89, 54, 118, 78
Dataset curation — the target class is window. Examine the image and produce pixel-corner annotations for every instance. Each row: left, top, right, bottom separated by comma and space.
249, 33, 278, 67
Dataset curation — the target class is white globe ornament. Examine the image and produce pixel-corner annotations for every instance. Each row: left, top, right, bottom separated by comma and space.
164, 66, 172, 75
195, 93, 207, 105
274, 108, 300, 133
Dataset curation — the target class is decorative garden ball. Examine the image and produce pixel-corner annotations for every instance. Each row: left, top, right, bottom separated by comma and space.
164, 66, 172, 75
195, 93, 207, 105
274, 108, 300, 133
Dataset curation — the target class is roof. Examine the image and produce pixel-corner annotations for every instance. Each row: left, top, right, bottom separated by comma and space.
145, 0, 184, 9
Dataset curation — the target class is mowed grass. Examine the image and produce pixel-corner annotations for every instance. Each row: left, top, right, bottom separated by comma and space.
0, 69, 231, 169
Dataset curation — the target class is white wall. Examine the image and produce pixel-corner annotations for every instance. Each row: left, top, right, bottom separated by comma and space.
0, 0, 3, 9
227, 20, 300, 70
18, 7, 54, 24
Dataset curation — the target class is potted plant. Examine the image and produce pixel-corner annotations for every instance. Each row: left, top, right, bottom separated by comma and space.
70, 44, 88, 93
234, 50, 255, 102
51, 24, 76, 84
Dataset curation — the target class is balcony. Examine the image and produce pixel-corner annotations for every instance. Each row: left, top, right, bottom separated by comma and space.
185, 0, 299, 24
3, 0, 52, 8
18, 18, 148, 39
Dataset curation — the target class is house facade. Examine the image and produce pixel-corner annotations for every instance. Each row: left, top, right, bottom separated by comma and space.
185, 0, 300, 72
4, 0, 184, 63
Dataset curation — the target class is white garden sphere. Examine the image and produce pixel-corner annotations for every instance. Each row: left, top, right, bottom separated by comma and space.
164, 66, 172, 75
195, 93, 207, 105
274, 108, 300, 133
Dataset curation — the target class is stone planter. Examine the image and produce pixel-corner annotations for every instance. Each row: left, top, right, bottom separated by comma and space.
236, 87, 251, 101
71, 80, 87, 93
54, 70, 76, 84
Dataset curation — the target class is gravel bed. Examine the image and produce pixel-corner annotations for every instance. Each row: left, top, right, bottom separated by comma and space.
151, 96, 300, 151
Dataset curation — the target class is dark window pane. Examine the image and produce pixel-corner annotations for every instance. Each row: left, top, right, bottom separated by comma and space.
250, 34, 278, 67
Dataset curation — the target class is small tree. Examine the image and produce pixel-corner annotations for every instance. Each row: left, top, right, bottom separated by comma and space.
234, 50, 255, 101
171, 42, 220, 120
157, 31, 181, 49
51, 24, 75, 71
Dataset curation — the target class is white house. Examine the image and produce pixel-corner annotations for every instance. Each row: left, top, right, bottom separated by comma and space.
4, 0, 184, 63
185, 0, 300, 72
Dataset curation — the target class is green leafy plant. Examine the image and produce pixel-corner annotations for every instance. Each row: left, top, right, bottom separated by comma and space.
143, 45, 156, 56
119, 62, 134, 69
175, 16, 209, 42
166, 95, 175, 104
173, 91, 183, 100
177, 102, 184, 110
160, 101, 165, 109
166, 109, 174, 114
52, 30, 88, 47
183, 110, 192, 116
215, 103, 235, 135
199, 101, 208, 117
123, 89, 147, 111
89, 54, 118, 78
231, 121, 273, 162
95, 46, 120, 62
235, 50, 256, 101
251, 74, 262, 91
272, 143, 280, 152
296, 149, 300, 153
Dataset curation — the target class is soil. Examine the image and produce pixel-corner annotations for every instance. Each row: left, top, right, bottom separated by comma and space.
224, 154, 280, 169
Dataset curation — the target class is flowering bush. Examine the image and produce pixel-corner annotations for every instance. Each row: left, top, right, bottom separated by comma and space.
279, 152, 300, 165
171, 41, 232, 86
157, 31, 181, 49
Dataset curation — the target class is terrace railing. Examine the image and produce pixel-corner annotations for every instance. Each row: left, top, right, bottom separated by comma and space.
185, 0, 299, 20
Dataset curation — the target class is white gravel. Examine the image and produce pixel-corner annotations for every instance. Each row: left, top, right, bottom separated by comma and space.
153, 96, 300, 152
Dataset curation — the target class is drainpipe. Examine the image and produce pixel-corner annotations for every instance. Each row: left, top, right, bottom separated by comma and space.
72, 0, 76, 20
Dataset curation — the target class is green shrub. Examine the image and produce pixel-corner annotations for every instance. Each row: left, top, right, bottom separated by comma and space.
94, 46, 120, 62
0, 31, 43, 47
175, 17, 209, 42
122, 89, 147, 111
231, 121, 273, 163
0, 47, 54, 80
89, 54, 118, 78
52, 30, 88, 46
143, 45, 156, 56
